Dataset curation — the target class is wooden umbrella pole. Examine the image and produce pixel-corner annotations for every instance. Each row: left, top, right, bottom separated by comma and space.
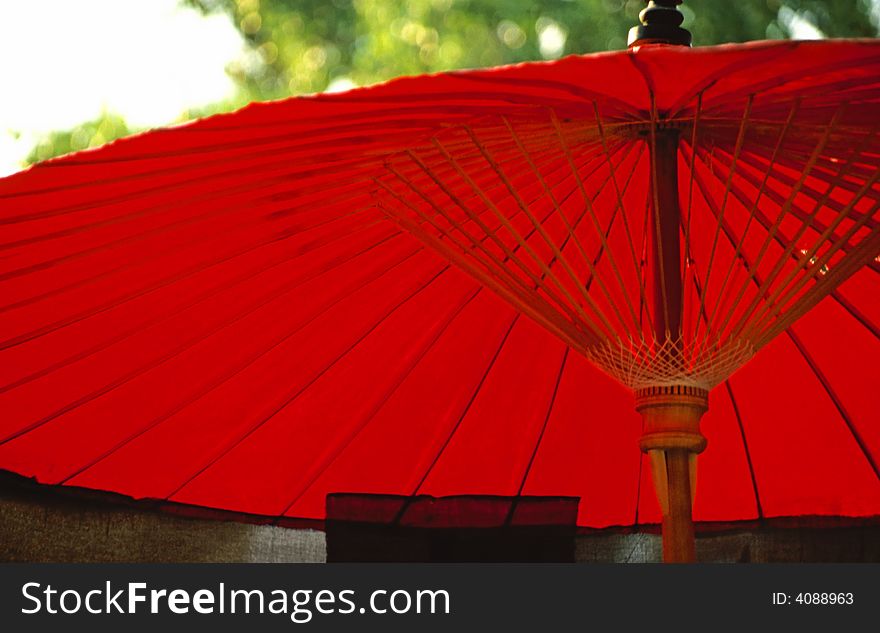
640, 126, 709, 563
624, 0, 702, 563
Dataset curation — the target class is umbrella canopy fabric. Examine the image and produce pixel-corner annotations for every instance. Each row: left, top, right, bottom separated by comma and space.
0, 39, 879, 531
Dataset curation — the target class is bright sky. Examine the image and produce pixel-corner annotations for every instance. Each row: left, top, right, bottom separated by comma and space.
0, 0, 244, 176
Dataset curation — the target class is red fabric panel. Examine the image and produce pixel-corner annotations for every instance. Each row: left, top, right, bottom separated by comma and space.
693, 384, 760, 522
521, 351, 642, 528
286, 291, 519, 519
791, 295, 880, 474
729, 333, 880, 518
418, 317, 567, 497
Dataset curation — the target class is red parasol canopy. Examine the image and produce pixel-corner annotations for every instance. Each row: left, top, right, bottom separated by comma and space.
1, 35, 879, 560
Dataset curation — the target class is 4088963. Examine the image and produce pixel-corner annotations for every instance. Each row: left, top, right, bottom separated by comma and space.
795, 593, 854, 605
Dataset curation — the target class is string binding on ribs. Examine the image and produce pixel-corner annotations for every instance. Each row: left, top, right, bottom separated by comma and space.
585, 334, 755, 391
373, 101, 880, 397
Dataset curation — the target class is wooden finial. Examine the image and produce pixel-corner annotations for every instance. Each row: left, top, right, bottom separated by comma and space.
628, 0, 692, 47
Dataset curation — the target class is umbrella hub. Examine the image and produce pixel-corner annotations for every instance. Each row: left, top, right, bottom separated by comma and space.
584, 334, 754, 391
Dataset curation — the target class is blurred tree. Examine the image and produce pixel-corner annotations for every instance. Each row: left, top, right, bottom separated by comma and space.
23, 0, 879, 166
25, 113, 132, 166
188, 0, 877, 102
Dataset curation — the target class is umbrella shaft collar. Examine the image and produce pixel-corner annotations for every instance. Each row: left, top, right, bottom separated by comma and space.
635, 384, 708, 453
635, 384, 707, 563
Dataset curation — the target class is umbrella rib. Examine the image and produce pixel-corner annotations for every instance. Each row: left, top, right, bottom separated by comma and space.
681, 91, 704, 327
374, 182, 583, 346
274, 285, 486, 520
714, 127, 880, 220
752, 223, 880, 347
831, 288, 880, 340
697, 98, 800, 346
733, 151, 880, 226
396, 130, 635, 348
688, 146, 880, 353
549, 110, 643, 333
383, 140, 606, 344
401, 148, 612, 507
471, 121, 618, 340
0, 238, 427, 449
1, 113, 492, 176
639, 185, 652, 335
431, 137, 602, 342
720, 105, 846, 342
698, 132, 877, 410
592, 101, 652, 330
675, 49, 880, 116
386, 144, 580, 299
381, 144, 632, 353
715, 71, 877, 114
712, 168, 880, 344
679, 203, 766, 518
506, 346, 569, 527
163, 261, 456, 503
379, 166, 538, 298
0, 149, 379, 226
389, 129, 594, 212
485, 149, 627, 507
752, 148, 880, 300
0, 221, 399, 396
0, 193, 376, 311
745, 181, 880, 344
690, 159, 764, 363
0, 158, 379, 255
723, 381, 765, 520
504, 116, 631, 339
0, 169, 360, 253
0, 205, 380, 350
450, 128, 608, 344
697, 148, 880, 327
520, 140, 648, 334
409, 138, 571, 294
582, 144, 648, 311
403, 314, 521, 510
786, 329, 880, 481
703, 145, 880, 273
696, 94, 753, 349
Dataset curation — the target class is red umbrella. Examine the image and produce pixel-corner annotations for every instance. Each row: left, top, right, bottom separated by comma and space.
1, 2, 878, 562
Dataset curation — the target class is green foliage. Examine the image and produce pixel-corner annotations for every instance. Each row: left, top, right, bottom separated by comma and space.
25, 112, 132, 166
23, 0, 879, 166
